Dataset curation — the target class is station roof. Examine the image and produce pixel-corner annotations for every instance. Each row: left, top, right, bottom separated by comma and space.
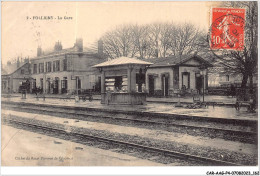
146, 55, 213, 68
93, 57, 153, 68
1, 62, 29, 76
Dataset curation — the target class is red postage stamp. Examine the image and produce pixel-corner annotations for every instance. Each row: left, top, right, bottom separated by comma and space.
211, 8, 245, 50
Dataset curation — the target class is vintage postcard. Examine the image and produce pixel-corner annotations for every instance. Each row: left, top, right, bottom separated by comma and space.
1, 1, 258, 175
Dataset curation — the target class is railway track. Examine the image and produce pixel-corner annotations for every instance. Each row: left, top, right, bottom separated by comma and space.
3, 117, 241, 166
2, 102, 257, 144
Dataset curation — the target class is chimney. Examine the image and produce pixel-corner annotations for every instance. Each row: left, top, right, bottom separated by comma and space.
98, 39, 103, 56
54, 41, 63, 51
37, 46, 42, 57
17, 57, 20, 68
74, 38, 83, 52
24, 57, 29, 63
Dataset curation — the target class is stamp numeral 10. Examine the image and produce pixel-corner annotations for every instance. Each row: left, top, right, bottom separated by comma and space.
212, 35, 222, 45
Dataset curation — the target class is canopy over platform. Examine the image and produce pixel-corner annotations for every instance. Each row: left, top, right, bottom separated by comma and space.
93, 57, 153, 68
93, 57, 153, 105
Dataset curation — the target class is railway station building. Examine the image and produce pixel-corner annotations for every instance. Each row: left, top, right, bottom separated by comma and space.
93, 55, 212, 98
29, 39, 106, 94
1, 59, 30, 93
145, 55, 213, 96
2, 41, 212, 97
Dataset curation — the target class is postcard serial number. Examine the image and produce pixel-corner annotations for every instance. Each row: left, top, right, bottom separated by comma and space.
26, 16, 73, 20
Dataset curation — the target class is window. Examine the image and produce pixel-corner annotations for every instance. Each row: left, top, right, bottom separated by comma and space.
32, 79, 36, 89
47, 62, 52, 72
56, 60, 60, 71
61, 77, 68, 94
53, 60, 60, 72
53, 62, 55, 71
39, 63, 44, 73
33, 64, 37, 74
61, 79, 67, 88
105, 76, 127, 92
21, 69, 24, 74
63, 59, 67, 71
226, 75, 230, 82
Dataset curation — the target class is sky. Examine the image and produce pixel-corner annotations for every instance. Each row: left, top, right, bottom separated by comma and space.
1, 1, 220, 64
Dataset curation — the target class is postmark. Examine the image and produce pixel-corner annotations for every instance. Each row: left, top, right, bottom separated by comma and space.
210, 8, 245, 51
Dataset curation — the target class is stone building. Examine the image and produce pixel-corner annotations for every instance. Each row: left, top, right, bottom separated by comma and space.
29, 38, 106, 94
1, 58, 30, 93
208, 67, 258, 88
145, 55, 212, 96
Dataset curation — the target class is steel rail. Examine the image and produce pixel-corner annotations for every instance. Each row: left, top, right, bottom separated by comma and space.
2, 100, 257, 126
2, 103, 257, 143
3, 117, 241, 166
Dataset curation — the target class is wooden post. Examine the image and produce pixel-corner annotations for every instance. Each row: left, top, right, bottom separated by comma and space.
127, 67, 131, 92
131, 67, 136, 92
101, 70, 106, 103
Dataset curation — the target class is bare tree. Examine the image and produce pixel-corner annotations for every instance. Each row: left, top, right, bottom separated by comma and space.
158, 23, 172, 58
101, 22, 205, 60
169, 23, 201, 58
132, 24, 154, 59
102, 25, 136, 59
208, 1, 258, 90
148, 23, 162, 58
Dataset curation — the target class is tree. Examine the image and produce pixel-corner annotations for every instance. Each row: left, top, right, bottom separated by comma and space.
101, 22, 204, 60
168, 23, 202, 58
102, 25, 136, 59
208, 1, 258, 89
132, 24, 154, 59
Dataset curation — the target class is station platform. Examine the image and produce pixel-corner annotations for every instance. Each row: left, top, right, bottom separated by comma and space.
2, 93, 238, 105
1, 94, 258, 121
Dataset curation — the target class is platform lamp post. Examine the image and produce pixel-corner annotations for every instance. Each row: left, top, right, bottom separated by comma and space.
200, 69, 207, 103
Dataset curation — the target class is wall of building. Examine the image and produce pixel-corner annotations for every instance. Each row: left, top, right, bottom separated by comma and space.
71, 54, 105, 72
146, 67, 174, 95
2, 63, 31, 93
30, 53, 103, 94
1, 76, 10, 93
208, 73, 258, 87
179, 66, 199, 90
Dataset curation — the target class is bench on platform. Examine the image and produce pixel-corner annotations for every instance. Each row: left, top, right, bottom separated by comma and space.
235, 88, 257, 112
3, 94, 12, 98
193, 94, 201, 104
235, 100, 256, 112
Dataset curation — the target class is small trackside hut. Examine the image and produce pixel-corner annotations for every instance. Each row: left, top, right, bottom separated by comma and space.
93, 57, 153, 105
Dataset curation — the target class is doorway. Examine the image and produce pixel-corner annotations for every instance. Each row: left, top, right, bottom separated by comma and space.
148, 75, 155, 95
76, 77, 81, 94
61, 77, 68, 94
53, 78, 59, 94
182, 72, 190, 89
46, 79, 50, 94
196, 74, 203, 94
